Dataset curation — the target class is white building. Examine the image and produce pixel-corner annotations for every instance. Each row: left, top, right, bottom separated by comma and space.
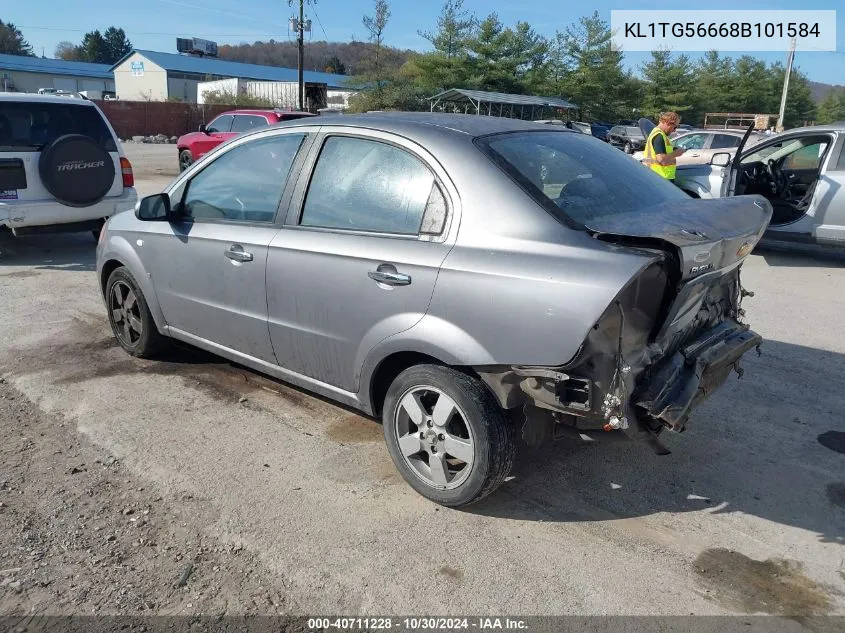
111, 49, 356, 104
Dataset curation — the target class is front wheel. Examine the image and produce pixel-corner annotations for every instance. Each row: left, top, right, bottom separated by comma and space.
624, 142, 633, 154
382, 365, 515, 507
179, 149, 194, 172
106, 266, 168, 358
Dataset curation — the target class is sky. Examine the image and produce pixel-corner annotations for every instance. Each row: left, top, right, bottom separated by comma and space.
4, 0, 844, 85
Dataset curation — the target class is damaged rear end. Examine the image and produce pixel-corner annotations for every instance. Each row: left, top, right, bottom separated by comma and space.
483, 196, 772, 452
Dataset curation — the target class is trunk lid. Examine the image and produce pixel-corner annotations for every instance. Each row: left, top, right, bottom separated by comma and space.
585, 195, 772, 281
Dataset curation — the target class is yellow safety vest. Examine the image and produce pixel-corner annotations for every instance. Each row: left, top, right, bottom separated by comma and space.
643, 128, 676, 180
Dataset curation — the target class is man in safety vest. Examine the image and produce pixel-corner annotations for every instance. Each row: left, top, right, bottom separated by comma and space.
643, 111, 686, 183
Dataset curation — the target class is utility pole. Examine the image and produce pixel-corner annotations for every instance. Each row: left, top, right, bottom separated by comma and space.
289, 0, 313, 111
297, 0, 304, 111
777, 37, 796, 132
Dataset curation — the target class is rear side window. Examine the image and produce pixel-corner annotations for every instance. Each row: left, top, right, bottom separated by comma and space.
0, 102, 116, 152
711, 134, 741, 149
230, 115, 268, 133
300, 137, 439, 235
478, 131, 688, 225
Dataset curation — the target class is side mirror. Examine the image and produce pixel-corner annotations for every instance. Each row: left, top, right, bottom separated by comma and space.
711, 152, 732, 167
199, 123, 208, 134
135, 193, 172, 221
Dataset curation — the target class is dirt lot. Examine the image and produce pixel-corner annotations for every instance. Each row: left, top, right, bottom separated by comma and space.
1, 166, 845, 619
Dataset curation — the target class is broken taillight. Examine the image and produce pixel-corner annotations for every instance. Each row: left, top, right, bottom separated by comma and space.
120, 157, 134, 188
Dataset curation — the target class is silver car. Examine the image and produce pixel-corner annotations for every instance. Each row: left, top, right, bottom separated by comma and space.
96, 114, 771, 506
675, 124, 845, 247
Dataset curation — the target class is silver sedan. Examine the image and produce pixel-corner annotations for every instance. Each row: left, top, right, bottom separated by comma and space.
97, 113, 770, 506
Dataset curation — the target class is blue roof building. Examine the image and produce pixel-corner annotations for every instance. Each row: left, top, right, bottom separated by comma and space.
0, 53, 114, 94
111, 49, 356, 104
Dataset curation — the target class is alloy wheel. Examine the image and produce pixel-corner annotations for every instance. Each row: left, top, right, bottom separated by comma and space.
110, 281, 143, 346
393, 385, 475, 490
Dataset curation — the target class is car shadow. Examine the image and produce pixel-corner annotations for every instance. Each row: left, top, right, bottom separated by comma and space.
468, 338, 845, 545
756, 243, 845, 267
0, 231, 97, 272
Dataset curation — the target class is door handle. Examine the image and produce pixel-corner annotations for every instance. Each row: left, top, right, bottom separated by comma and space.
225, 244, 253, 263
368, 269, 411, 286
689, 153, 700, 157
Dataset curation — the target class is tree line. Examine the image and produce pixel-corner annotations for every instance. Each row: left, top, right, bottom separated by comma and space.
3, 8, 843, 125
348, 0, 824, 128
0, 20, 132, 65
54, 27, 132, 65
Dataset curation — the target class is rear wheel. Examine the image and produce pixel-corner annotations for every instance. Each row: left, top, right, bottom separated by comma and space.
106, 266, 167, 358
382, 365, 515, 507
179, 150, 194, 172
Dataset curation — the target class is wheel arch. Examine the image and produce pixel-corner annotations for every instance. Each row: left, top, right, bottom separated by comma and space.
98, 239, 168, 334
360, 321, 499, 417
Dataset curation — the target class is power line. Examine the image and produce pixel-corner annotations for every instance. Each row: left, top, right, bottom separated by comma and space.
17, 25, 281, 38
310, 5, 330, 41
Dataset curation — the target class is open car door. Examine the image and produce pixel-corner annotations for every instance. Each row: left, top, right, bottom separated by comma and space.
721, 124, 756, 197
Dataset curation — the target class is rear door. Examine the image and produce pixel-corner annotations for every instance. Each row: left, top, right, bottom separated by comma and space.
0, 100, 122, 204
265, 130, 458, 391
673, 133, 709, 165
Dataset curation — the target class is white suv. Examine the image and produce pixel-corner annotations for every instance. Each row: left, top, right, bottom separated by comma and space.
0, 93, 136, 238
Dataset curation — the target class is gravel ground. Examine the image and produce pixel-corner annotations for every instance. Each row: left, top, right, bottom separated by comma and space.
1, 171, 844, 619
0, 376, 294, 616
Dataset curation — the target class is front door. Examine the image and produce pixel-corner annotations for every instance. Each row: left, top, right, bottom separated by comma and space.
266, 132, 457, 392
144, 131, 311, 362
194, 114, 236, 159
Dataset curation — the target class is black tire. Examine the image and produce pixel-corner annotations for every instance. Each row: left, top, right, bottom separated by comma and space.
179, 150, 194, 172
382, 365, 515, 507
624, 142, 633, 154
105, 266, 168, 358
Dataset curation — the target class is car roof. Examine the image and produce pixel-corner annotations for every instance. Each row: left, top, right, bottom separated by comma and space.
778, 123, 845, 134
0, 93, 96, 106
270, 112, 577, 140
220, 109, 316, 117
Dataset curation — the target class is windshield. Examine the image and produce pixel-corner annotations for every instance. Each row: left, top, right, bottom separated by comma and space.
0, 102, 116, 152
478, 131, 688, 225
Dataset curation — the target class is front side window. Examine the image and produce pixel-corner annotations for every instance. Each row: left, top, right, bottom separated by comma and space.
230, 115, 269, 133
674, 133, 707, 150
300, 137, 440, 235
478, 131, 688, 225
206, 115, 233, 133
181, 134, 306, 223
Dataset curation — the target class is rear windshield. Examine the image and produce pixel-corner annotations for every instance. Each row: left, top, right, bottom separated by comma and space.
0, 102, 116, 152
477, 131, 688, 226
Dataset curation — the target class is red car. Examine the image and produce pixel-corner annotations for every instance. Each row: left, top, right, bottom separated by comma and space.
176, 109, 315, 172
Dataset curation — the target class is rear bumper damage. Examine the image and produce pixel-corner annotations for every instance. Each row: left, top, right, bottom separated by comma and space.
478, 261, 762, 453
635, 319, 761, 431
480, 318, 761, 451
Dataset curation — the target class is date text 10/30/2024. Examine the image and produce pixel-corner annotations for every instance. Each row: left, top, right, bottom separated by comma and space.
307, 618, 529, 630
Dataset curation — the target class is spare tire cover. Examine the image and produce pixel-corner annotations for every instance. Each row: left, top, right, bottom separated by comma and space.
38, 134, 115, 207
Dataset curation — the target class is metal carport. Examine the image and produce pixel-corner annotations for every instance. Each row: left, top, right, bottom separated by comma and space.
428, 88, 578, 120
